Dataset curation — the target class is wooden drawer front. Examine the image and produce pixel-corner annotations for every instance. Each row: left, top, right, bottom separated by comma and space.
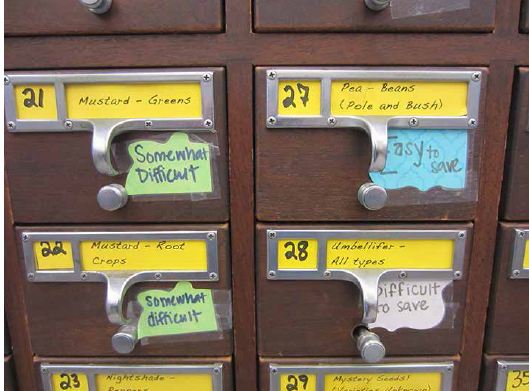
5, 0, 223, 36
255, 67, 487, 221
254, 0, 494, 33
502, 68, 529, 220
5, 355, 18, 391
481, 355, 529, 391
259, 357, 459, 391
485, 223, 529, 354
4, 68, 228, 224
34, 357, 232, 391
257, 223, 472, 357
16, 224, 232, 357
522, 0, 529, 32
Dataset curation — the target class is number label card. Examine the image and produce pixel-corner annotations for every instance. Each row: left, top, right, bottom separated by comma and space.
270, 363, 454, 391
511, 229, 529, 279
496, 361, 529, 391
41, 364, 223, 391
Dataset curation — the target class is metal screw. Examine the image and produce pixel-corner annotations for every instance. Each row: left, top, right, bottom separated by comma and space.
408, 118, 419, 127
513, 270, 521, 277
399, 271, 407, 279
267, 116, 277, 125
64, 120, 73, 129
468, 118, 477, 127
22, 234, 29, 241
519, 231, 526, 238
145, 120, 153, 127
207, 232, 216, 240
471, 72, 481, 82
80, 273, 88, 280
327, 116, 337, 126
502, 364, 508, 371
268, 71, 277, 80
27, 273, 35, 281
446, 366, 453, 372
154, 272, 162, 280
203, 73, 212, 82
209, 272, 218, 280
213, 368, 220, 374
41, 368, 47, 374
204, 119, 213, 128
7, 121, 16, 130
268, 271, 276, 278
458, 232, 466, 239
268, 231, 277, 239
454, 271, 462, 278
271, 368, 278, 374
4, 76, 10, 85
324, 270, 331, 278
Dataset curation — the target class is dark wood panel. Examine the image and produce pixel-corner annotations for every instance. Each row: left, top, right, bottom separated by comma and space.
480, 354, 529, 391
4, 68, 229, 224
501, 68, 529, 220
257, 223, 472, 357
259, 356, 460, 391
485, 223, 529, 354
33, 356, 233, 391
256, 67, 487, 222
522, 0, 529, 32
254, 0, 494, 32
5, 356, 18, 391
15, 224, 232, 357
5, 0, 223, 36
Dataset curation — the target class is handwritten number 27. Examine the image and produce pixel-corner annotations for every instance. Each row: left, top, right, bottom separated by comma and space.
59, 373, 81, 390
282, 83, 310, 109
286, 375, 309, 391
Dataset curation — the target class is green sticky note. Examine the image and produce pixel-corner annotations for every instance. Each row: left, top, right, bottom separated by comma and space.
137, 282, 219, 339
125, 132, 213, 195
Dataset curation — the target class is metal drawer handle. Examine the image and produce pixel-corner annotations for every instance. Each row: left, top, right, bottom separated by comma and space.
79, 0, 112, 14
353, 325, 386, 363
364, 0, 390, 11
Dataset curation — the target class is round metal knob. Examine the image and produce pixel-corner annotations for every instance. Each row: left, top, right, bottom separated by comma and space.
79, 0, 112, 14
97, 184, 128, 211
364, 0, 390, 11
358, 182, 387, 210
112, 325, 138, 354
353, 326, 386, 363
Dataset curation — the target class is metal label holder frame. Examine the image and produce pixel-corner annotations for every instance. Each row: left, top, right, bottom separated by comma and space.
4, 71, 216, 176
511, 229, 529, 279
40, 363, 224, 391
266, 69, 481, 173
495, 360, 529, 391
22, 230, 219, 326
269, 362, 454, 391
266, 229, 467, 324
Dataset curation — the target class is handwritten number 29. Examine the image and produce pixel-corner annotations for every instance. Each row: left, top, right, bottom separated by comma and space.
284, 241, 309, 261
286, 375, 309, 391
282, 83, 310, 109
59, 374, 81, 390
511, 370, 529, 388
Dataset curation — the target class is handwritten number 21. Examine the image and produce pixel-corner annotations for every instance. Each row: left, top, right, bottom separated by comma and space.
286, 375, 309, 391
283, 83, 310, 109
59, 373, 81, 390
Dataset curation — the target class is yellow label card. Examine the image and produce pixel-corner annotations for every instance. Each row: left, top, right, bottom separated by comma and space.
281, 374, 316, 391
523, 241, 529, 269
80, 240, 207, 271
506, 369, 529, 390
278, 239, 318, 269
96, 373, 212, 391
65, 82, 202, 119
51, 373, 89, 391
34, 241, 74, 270
326, 239, 454, 269
14, 85, 58, 120
325, 372, 442, 391
278, 80, 321, 116
330, 81, 468, 116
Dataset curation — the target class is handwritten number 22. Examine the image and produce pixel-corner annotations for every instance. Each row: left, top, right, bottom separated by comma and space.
40, 241, 67, 257
511, 370, 529, 388
282, 83, 310, 109
286, 375, 309, 391
59, 373, 81, 390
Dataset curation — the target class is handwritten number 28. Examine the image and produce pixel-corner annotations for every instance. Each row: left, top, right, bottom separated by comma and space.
284, 241, 309, 261
286, 375, 309, 391
511, 370, 529, 388
282, 83, 310, 109
59, 373, 81, 390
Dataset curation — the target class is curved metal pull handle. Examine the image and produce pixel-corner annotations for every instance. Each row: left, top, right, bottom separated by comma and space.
79, 0, 112, 14
341, 269, 382, 324
92, 120, 131, 176
105, 274, 138, 325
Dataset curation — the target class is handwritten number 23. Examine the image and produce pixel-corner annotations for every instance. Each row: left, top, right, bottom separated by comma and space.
283, 83, 310, 109
59, 373, 81, 390
511, 370, 529, 388
286, 375, 309, 391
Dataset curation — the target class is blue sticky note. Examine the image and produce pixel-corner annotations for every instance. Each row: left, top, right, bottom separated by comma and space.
369, 129, 468, 191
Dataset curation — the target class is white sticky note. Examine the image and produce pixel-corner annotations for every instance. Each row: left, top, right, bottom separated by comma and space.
371, 279, 451, 331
